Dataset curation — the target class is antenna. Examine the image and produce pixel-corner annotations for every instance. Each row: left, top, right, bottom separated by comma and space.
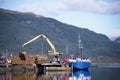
66, 44, 69, 54
41, 43, 44, 54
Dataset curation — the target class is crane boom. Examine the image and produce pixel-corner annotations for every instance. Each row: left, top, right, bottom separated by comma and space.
22, 35, 41, 48
41, 34, 56, 52
21, 34, 63, 55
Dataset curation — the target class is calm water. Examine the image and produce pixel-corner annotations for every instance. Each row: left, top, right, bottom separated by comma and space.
0, 64, 120, 80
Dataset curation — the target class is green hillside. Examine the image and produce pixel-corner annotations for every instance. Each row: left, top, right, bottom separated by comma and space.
0, 8, 120, 62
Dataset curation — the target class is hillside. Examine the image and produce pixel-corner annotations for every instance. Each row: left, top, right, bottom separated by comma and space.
111, 36, 120, 43
0, 8, 120, 62
115, 38, 120, 43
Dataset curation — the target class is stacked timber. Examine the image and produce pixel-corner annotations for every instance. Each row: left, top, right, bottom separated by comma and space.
11, 51, 49, 65
36, 55, 49, 64
11, 53, 35, 65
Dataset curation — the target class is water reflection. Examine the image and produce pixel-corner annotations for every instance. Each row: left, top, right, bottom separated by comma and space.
1, 65, 120, 80
0, 73, 6, 80
12, 72, 36, 80
0, 70, 91, 80
0, 72, 12, 80
69, 70, 91, 80
37, 70, 71, 80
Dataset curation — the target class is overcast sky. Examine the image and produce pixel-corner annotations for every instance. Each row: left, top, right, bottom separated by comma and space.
0, 0, 120, 37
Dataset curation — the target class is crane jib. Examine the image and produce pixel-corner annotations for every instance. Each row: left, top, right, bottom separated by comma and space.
21, 34, 63, 55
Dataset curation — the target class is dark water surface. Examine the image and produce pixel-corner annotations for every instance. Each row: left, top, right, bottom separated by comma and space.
0, 64, 120, 80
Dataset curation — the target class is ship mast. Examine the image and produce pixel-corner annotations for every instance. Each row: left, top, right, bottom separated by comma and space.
78, 33, 83, 57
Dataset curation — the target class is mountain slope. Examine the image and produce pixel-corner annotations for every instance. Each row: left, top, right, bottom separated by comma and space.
115, 38, 120, 43
0, 8, 120, 62
111, 36, 120, 43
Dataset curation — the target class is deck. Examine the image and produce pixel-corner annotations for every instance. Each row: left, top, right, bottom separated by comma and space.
37, 63, 71, 72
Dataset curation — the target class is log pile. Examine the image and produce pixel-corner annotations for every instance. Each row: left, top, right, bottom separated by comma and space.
35, 55, 49, 64
11, 51, 49, 65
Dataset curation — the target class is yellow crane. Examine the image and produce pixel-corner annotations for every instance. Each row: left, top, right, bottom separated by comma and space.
21, 34, 63, 55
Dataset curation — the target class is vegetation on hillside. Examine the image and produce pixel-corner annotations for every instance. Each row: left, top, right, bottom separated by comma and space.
0, 8, 120, 62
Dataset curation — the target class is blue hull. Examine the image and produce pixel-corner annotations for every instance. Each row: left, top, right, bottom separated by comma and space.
71, 61, 91, 69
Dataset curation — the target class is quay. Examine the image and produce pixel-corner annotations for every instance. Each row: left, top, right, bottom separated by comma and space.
0, 64, 12, 67
37, 63, 71, 72
0, 63, 71, 73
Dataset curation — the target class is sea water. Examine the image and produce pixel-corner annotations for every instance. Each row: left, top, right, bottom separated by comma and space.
0, 64, 120, 80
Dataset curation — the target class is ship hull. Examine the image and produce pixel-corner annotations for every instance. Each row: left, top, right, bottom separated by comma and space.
71, 61, 91, 70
